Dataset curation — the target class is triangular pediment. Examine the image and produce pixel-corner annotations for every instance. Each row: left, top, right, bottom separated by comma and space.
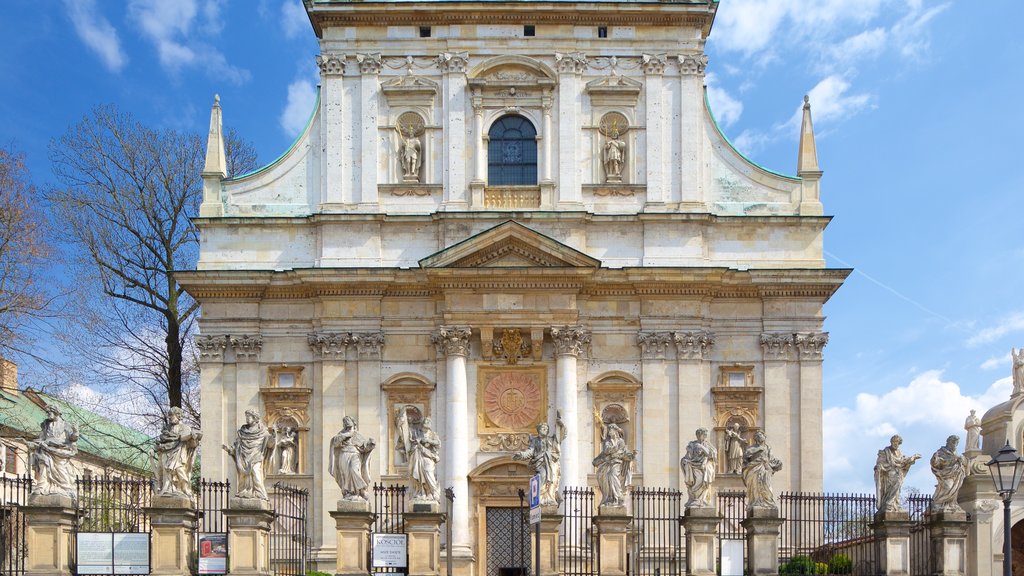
418, 221, 601, 269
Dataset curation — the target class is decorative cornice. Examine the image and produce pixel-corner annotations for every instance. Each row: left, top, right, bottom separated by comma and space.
675, 330, 715, 360
760, 333, 795, 360
435, 52, 469, 74
555, 52, 588, 75
352, 332, 385, 358
641, 53, 668, 75
551, 325, 591, 357
195, 335, 227, 362
356, 53, 383, 75
308, 10, 715, 33
637, 331, 673, 360
229, 335, 263, 362
432, 325, 472, 357
794, 332, 829, 360
316, 53, 345, 76
308, 332, 350, 360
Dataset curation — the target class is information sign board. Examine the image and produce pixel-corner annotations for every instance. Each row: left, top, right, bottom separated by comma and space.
112, 533, 150, 574
198, 533, 229, 574
372, 533, 408, 568
529, 474, 542, 524
76, 532, 114, 575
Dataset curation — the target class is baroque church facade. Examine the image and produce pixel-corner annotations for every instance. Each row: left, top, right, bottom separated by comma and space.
179, 0, 847, 571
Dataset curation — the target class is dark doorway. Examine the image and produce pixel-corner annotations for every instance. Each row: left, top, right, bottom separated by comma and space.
486, 506, 530, 576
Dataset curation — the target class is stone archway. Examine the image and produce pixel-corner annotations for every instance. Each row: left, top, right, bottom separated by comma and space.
1013, 520, 1024, 576
469, 458, 534, 576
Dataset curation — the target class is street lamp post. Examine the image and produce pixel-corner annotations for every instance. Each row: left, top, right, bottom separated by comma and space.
987, 441, 1024, 576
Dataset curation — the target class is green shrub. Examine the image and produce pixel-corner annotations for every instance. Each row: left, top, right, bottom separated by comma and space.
780, 555, 817, 575
827, 553, 853, 574
306, 571, 333, 576
815, 562, 829, 574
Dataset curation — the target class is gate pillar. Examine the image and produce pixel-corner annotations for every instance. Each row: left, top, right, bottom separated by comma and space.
331, 499, 374, 576
871, 511, 913, 576
406, 502, 444, 576
594, 505, 631, 576
225, 497, 275, 576
538, 505, 563, 576
681, 506, 720, 576
24, 494, 76, 576
741, 507, 784, 576
146, 494, 198, 576
926, 510, 969, 576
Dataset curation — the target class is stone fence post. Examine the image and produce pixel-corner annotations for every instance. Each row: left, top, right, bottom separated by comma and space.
872, 511, 912, 576
680, 506, 720, 576
24, 493, 76, 576
927, 510, 970, 576
225, 497, 275, 576
146, 494, 198, 576
331, 499, 375, 576
538, 505, 563, 576
593, 505, 631, 576
742, 507, 784, 576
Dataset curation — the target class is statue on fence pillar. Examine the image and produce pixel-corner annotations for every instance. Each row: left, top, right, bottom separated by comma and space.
964, 410, 981, 453
395, 408, 441, 503
680, 427, 717, 509
28, 405, 79, 500
930, 435, 968, 514
155, 407, 202, 498
514, 411, 566, 506
592, 408, 636, 508
222, 409, 273, 501
724, 422, 747, 475
329, 416, 377, 502
742, 431, 782, 511
873, 434, 921, 514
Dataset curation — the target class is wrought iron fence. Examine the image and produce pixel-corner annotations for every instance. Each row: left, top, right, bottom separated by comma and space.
269, 481, 310, 576
906, 494, 932, 576
0, 475, 30, 576
76, 475, 152, 532
778, 492, 877, 575
562, 486, 596, 576
373, 483, 408, 575
195, 478, 230, 534
630, 487, 682, 576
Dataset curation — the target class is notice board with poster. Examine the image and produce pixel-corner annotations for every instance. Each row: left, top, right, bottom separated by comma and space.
76, 532, 150, 575
198, 532, 228, 574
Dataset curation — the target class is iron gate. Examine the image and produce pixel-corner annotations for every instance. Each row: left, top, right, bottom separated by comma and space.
562, 487, 596, 576
373, 483, 408, 574
0, 475, 30, 576
630, 487, 682, 576
269, 481, 310, 576
485, 502, 530, 576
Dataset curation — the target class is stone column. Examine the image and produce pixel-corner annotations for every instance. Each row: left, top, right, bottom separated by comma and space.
675, 330, 715, 484
146, 495, 198, 576
538, 512, 564, 576
357, 53, 382, 207
437, 52, 470, 209
795, 333, 828, 492
432, 326, 472, 555
677, 54, 707, 210
927, 510, 970, 576
642, 54, 668, 207
761, 333, 795, 490
638, 331, 674, 487
555, 52, 586, 208
225, 499, 275, 576
406, 509, 445, 576
742, 508, 784, 576
24, 494, 76, 576
195, 335, 228, 478
593, 506, 631, 576
539, 90, 555, 207
354, 331, 385, 477
316, 52, 347, 207
331, 500, 375, 576
471, 88, 486, 195
551, 325, 590, 489
681, 507, 720, 576
871, 511, 913, 576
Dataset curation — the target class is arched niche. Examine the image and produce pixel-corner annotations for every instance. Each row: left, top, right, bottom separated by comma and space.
588, 371, 641, 461
382, 372, 436, 476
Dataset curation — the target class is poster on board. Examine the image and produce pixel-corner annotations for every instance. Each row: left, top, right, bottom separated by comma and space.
198, 533, 228, 574
76, 532, 114, 575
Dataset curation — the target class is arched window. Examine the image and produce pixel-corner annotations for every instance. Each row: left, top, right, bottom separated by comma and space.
487, 115, 537, 186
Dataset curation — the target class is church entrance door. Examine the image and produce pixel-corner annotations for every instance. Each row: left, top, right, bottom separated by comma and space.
485, 506, 531, 576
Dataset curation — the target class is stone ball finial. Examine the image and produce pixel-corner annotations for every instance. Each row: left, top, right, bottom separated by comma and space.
214, 94, 221, 104
803, 94, 810, 108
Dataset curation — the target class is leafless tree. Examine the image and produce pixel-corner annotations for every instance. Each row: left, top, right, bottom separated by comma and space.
46, 104, 258, 427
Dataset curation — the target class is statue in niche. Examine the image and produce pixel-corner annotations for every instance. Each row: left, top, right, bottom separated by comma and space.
724, 422, 748, 475
680, 427, 717, 509
395, 407, 441, 503
929, 435, 968, 514
964, 409, 981, 452
742, 431, 783, 511
274, 425, 298, 475
222, 409, 273, 501
602, 125, 626, 183
514, 411, 566, 506
592, 408, 636, 508
28, 405, 79, 500
396, 120, 423, 182
155, 407, 202, 498
329, 416, 377, 501
873, 434, 920, 514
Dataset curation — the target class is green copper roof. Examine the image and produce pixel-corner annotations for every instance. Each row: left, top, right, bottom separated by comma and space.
0, 389, 153, 474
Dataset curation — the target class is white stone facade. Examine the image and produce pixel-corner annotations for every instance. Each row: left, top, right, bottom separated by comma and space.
180, 1, 846, 571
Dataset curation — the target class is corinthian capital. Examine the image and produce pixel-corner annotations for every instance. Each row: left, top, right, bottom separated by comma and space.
195, 335, 227, 362
356, 53, 382, 75
674, 330, 715, 360
677, 54, 708, 76
316, 53, 346, 76
551, 325, 591, 357
637, 331, 673, 360
760, 333, 795, 360
229, 335, 263, 362
308, 332, 350, 359
555, 52, 588, 74
432, 326, 472, 357
435, 52, 469, 74
641, 53, 668, 75
353, 332, 385, 358
794, 332, 829, 360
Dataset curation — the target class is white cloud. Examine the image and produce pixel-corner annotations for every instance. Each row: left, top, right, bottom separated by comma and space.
64, 0, 127, 72
824, 370, 1011, 492
891, 2, 951, 61
280, 79, 317, 138
981, 352, 1012, 371
281, 1, 308, 39
967, 312, 1024, 347
824, 27, 887, 71
705, 73, 743, 129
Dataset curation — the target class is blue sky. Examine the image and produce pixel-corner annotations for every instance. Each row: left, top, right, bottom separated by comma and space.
2, 0, 1022, 494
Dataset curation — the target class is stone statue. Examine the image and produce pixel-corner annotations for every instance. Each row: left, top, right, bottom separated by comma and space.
873, 434, 921, 514
28, 405, 79, 500
222, 409, 273, 501
395, 408, 441, 503
397, 124, 422, 182
680, 427, 717, 509
724, 422, 747, 475
276, 426, 298, 475
1014, 348, 1024, 396
603, 127, 626, 183
930, 435, 968, 514
592, 408, 636, 508
514, 411, 566, 506
964, 409, 981, 453
155, 407, 201, 498
742, 431, 782, 511
329, 416, 377, 501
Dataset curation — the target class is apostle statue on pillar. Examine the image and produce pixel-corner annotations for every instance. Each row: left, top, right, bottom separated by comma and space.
930, 435, 968, 514
680, 427, 717, 509
1014, 348, 1024, 396
28, 405, 79, 500
395, 407, 441, 503
742, 431, 783, 512
222, 409, 274, 501
155, 407, 201, 498
329, 416, 377, 502
514, 410, 566, 506
592, 408, 636, 508
873, 434, 920, 514
964, 409, 981, 453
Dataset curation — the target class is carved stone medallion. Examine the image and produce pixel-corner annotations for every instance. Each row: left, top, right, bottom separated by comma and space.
478, 368, 546, 432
